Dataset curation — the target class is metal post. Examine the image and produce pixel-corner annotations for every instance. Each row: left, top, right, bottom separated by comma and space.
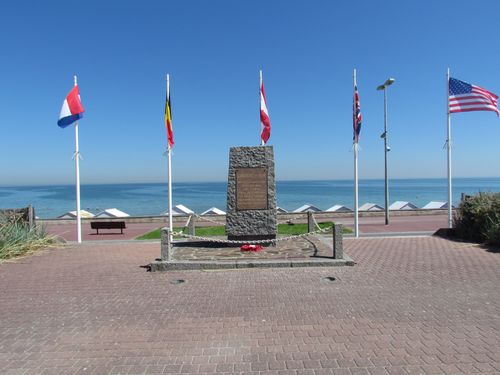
353, 69, 359, 238
260, 69, 264, 146
74, 75, 82, 243
383, 88, 389, 225
167, 74, 173, 242
446, 68, 453, 228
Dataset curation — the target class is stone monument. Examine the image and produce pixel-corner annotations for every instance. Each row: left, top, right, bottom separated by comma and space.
226, 146, 277, 241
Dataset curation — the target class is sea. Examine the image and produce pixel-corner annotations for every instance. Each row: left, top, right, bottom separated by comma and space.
1, 178, 500, 219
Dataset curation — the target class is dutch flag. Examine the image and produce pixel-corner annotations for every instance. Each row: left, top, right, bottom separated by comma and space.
58, 85, 84, 128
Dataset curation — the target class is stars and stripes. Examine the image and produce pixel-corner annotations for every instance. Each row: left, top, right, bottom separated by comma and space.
449, 77, 499, 116
260, 71, 271, 144
353, 85, 362, 144
165, 79, 174, 148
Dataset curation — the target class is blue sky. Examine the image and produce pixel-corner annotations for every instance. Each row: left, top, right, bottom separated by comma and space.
0, 0, 499, 185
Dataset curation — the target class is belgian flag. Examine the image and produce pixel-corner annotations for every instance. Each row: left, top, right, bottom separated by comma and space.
165, 76, 174, 148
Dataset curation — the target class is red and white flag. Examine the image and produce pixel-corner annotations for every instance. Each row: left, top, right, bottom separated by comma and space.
260, 70, 271, 144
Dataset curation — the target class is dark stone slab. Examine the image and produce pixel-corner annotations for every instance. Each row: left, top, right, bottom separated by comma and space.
226, 146, 276, 241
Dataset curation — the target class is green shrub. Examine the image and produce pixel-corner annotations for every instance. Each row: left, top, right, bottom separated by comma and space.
0, 214, 58, 260
454, 192, 500, 246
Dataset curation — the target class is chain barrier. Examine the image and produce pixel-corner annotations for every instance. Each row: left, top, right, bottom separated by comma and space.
311, 214, 323, 231
192, 213, 225, 226
170, 223, 333, 245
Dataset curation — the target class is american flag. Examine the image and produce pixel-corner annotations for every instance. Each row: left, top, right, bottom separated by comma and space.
449, 77, 499, 116
353, 85, 362, 144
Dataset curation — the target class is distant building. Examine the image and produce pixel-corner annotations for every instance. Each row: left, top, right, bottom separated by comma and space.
422, 201, 449, 209
201, 207, 226, 215
276, 206, 288, 214
359, 203, 384, 211
94, 208, 130, 218
164, 204, 194, 216
293, 204, 321, 213
326, 204, 352, 213
58, 210, 94, 219
389, 201, 418, 210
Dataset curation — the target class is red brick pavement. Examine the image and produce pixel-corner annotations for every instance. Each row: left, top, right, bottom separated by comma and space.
44, 222, 162, 242
0, 236, 499, 374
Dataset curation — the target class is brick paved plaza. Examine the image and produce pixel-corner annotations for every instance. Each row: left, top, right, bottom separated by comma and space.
0, 236, 499, 374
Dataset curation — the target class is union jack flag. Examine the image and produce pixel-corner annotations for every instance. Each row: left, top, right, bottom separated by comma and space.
353, 85, 362, 144
449, 77, 499, 116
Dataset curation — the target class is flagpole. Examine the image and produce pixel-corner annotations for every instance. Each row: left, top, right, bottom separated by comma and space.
167, 74, 173, 241
260, 69, 264, 146
73, 75, 82, 243
353, 69, 359, 238
446, 68, 452, 228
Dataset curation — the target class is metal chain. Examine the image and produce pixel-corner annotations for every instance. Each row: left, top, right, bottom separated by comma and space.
311, 214, 323, 230
191, 213, 225, 226
170, 224, 333, 245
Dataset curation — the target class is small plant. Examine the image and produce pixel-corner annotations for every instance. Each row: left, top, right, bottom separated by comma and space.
0, 214, 58, 260
454, 192, 500, 246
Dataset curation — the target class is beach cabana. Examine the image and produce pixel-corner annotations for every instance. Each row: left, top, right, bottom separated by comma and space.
389, 201, 418, 210
164, 204, 194, 216
422, 201, 449, 209
276, 206, 288, 214
326, 204, 352, 213
94, 208, 130, 218
293, 204, 321, 213
58, 210, 94, 219
359, 203, 384, 211
201, 207, 226, 215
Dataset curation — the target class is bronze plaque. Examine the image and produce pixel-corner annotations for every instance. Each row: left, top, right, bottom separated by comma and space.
236, 168, 268, 210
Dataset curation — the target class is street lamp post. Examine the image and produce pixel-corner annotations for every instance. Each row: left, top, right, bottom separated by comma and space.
377, 78, 395, 226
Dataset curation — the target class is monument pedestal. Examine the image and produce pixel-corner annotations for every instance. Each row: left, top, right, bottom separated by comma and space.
226, 146, 276, 241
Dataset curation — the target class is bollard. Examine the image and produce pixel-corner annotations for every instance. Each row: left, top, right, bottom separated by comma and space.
188, 215, 196, 236
333, 224, 343, 259
307, 212, 314, 233
161, 227, 172, 261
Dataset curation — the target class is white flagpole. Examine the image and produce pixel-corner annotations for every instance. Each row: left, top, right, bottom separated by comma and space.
353, 69, 359, 238
446, 68, 452, 228
167, 74, 173, 241
260, 69, 264, 146
73, 75, 82, 243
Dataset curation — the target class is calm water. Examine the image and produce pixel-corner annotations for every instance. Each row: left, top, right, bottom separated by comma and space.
1, 178, 500, 218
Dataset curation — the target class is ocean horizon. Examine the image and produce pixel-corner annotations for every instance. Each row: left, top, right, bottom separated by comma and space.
1, 177, 500, 219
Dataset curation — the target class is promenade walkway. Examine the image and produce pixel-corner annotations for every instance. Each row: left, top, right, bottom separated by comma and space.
44, 214, 448, 242
0, 236, 499, 374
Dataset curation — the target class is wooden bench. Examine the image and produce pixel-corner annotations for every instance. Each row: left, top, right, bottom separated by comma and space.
90, 221, 126, 234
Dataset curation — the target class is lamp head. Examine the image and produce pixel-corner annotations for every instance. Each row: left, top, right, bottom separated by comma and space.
377, 78, 396, 90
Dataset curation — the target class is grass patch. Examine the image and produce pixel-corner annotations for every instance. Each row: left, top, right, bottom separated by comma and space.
136, 221, 351, 240
0, 215, 58, 260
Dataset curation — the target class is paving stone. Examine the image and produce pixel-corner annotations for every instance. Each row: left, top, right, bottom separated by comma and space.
0, 236, 498, 375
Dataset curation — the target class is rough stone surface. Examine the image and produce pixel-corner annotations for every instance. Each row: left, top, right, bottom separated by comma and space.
226, 146, 276, 240
188, 215, 195, 235
307, 211, 314, 233
160, 227, 171, 261
150, 234, 354, 271
333, 223, 344, 259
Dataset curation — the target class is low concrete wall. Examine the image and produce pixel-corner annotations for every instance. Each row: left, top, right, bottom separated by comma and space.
39, 209, 449, 226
